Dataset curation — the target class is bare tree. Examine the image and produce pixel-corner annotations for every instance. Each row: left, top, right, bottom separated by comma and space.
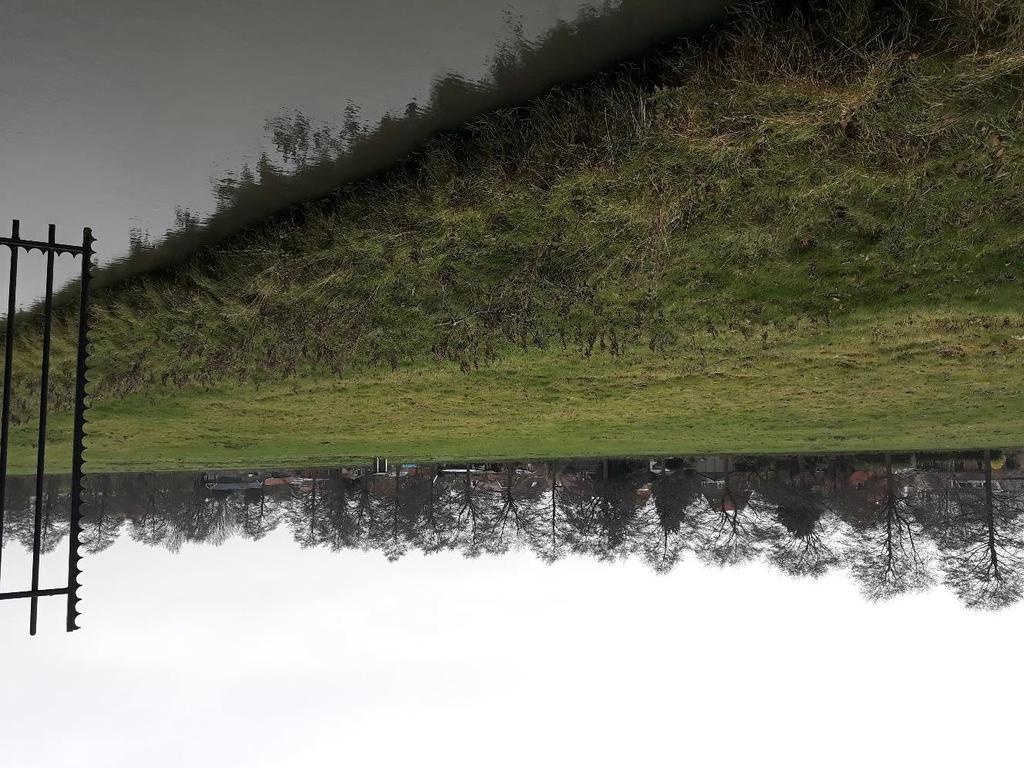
940, 452, 1024, 610
641, 468, 701, 573
693, 464, 761, 567
843, 456, 933, 601
755, 457, 838, 578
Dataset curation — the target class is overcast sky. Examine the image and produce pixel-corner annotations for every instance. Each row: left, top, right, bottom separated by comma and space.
1, 528, 1020, 767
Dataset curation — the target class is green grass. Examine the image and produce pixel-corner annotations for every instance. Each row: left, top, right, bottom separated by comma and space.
10, 307, 1023, 473
3, 0, 1023, 471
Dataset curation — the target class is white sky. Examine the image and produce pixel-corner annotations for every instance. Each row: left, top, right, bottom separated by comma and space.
0, 528, 1020, 767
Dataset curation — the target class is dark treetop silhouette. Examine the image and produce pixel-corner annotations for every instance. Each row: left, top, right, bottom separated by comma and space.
4, 450, 1023, 620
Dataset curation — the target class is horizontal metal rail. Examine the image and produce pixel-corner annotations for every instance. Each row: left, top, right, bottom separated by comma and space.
0, 235, 86, 256
0, 587, 70, 601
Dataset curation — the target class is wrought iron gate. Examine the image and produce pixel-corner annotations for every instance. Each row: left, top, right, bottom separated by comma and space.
0, 220, 92, 634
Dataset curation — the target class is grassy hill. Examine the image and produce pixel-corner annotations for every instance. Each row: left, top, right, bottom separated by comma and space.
5, 0, 1023, 472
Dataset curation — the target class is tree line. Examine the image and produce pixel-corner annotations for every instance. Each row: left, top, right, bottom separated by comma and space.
3, 451, 1022, 609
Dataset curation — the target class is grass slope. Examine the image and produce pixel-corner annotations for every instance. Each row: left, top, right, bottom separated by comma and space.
4, 0, 1023, 471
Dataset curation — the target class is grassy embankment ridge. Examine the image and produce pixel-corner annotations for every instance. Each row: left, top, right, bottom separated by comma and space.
4, 0, 1024, 472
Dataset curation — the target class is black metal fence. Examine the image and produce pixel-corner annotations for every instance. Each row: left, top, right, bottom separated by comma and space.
0, 220, 92, 634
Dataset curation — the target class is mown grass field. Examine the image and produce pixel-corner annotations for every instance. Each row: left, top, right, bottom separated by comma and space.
3, 0, 1023, 472
9, 307, 1023, 473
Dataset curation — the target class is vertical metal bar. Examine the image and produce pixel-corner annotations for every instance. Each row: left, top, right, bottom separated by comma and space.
66, 228, 92, 632
0, 219, 20, 581
29, 225, 56, 635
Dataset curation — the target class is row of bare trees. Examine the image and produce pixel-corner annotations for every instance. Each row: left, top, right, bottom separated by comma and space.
3, 452, 1022, 609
